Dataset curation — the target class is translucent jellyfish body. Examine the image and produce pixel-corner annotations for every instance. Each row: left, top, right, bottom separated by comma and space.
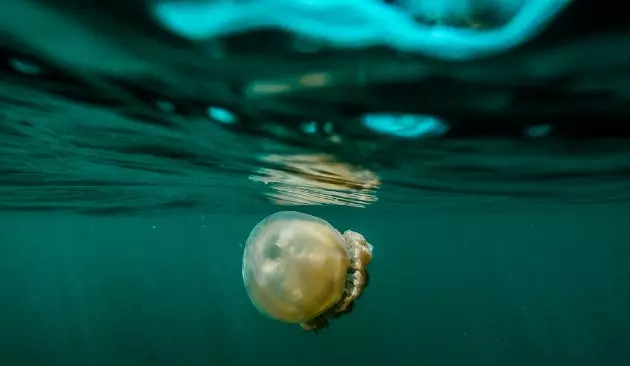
242, 211, 373, 331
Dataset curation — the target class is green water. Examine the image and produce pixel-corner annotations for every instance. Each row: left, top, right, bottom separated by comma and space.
1, 204, 629, 366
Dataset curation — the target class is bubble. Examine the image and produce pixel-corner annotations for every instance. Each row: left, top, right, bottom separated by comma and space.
207, 106, 237, 124
362, 113, 449, 138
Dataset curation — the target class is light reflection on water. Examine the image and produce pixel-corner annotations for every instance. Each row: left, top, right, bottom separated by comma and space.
250, 154, 380, 207
1, 0, 629, 213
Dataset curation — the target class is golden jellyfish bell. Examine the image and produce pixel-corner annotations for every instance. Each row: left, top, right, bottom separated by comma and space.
242, 211, 373, 331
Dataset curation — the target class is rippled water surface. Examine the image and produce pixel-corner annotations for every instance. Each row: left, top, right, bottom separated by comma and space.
1, 0, 630, 213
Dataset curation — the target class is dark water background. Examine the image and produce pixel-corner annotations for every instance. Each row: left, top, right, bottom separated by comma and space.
2, 204, 630, 366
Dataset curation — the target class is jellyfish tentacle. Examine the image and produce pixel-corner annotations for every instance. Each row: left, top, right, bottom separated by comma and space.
299, 229, 373, 331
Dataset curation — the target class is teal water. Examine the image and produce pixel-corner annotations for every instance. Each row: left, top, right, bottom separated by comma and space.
2, 1, 630, 365
2, 205, 629, 365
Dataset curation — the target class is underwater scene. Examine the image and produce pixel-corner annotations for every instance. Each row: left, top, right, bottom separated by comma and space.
1, 0, 630, 365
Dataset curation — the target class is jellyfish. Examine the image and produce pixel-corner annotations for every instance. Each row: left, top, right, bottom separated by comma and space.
242, 211, 373, 331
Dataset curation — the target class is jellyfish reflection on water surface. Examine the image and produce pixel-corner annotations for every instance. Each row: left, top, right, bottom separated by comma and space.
242, 211, 373, 331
